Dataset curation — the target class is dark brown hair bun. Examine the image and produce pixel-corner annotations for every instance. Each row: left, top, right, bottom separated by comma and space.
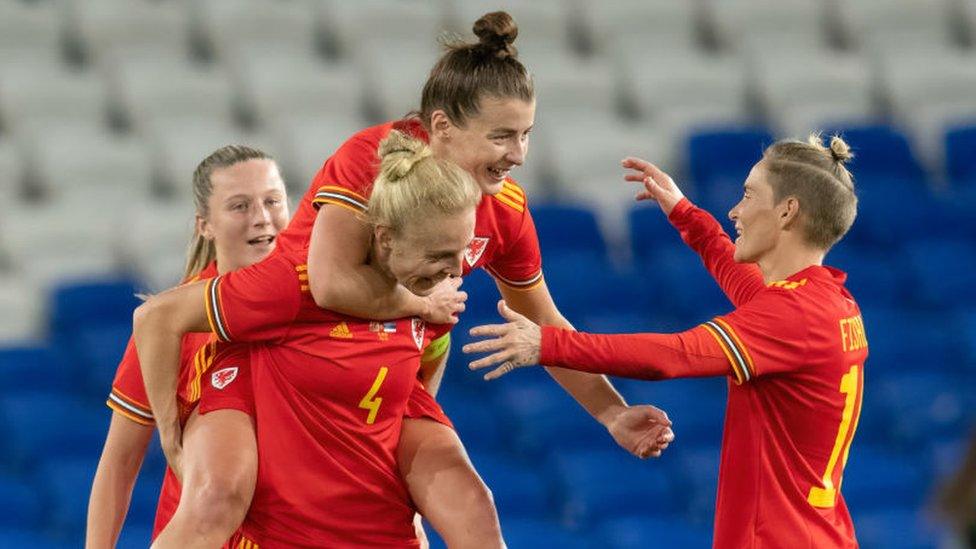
473, 11, 518, 59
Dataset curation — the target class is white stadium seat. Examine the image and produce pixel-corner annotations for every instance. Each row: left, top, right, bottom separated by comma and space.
323, 0, 454, 56
708, 0, 829, 54
831, 0, 956, 53
0, 63, 109, 135
67, 0, 191, 67
193, 0, 318, 64
0, 0, 63, 67
582, 0, 700, 56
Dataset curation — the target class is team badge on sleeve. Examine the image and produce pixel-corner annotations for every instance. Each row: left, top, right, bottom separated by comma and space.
464, 237, 490, 267
411, 319, 426, 350
211, 367, 239, 390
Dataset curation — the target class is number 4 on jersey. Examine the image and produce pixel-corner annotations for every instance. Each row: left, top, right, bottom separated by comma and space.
358, 367, 389, 425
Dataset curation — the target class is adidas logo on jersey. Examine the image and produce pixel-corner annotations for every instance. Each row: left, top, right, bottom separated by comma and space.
330, 322, 353, 339
211, 367, 239, 390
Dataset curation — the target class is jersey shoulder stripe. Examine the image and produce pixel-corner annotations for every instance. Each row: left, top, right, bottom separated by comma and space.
107, 389, 154, 425
486, 266, 544, 291
186, 341, 216, 403
313, 185, 368, 214
702, 318, 756, 383
500, 181, 526, 204
205, 277, 232, 342
492, 192, 525, 213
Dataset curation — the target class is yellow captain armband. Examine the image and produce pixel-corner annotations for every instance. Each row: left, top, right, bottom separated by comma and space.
421, 333, 451, 363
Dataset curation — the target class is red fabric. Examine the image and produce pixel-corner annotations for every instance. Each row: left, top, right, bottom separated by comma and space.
541, 202, 867, 548
275, 119, 543, 288
197, 342, 256, 418
207, 248, 436, 546
403, 379, 454, 429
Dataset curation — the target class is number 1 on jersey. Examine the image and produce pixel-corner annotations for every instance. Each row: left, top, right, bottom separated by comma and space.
359, 367, 389, 425
808, 364, 861, 508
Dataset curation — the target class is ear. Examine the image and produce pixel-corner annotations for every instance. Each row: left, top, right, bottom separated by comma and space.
429, 109, 454, 141
778, 197, 801, 229
196, 214, 214, 241
374, 225, 395, 250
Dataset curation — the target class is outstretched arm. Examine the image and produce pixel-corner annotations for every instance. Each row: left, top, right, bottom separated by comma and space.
498, 284, 674, 457
624, 158, 765, 306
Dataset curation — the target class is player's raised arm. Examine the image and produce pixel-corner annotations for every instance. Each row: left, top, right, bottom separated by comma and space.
624, 157, 765, 306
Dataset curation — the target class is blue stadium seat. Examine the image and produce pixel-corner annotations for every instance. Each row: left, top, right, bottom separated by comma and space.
868, 371, 972, 450
829, 125, 926, 183
842, 446, 926, 511
553, 449, 676, 524
902, 238, 976, 309
501, 518, 590, 549
638, 246, 735, 324
492, 380, 613, 457
596, 515, 713, 549
117, 522, 155, 549
858, 307, 958, 375
826, 245, 906, 307
853, 507, 944, 549
848, 179, 947, 247
0, 474, 45, 529
48, 277, 142, 336
946, 125, 976, 186
127, 460, 167, 530
74, 323, 132, 395
0, 393, 107, 468
687, 127, 775, 191
39, 456, 99, 539
467, 450, 554, 521
542, 255, 646, 318
628, 204, 687, 264
615, 378, 727, 448
436, 390, 507, 454
671, 445, 721, 525
460, 268, 503, 319
0, 528, 72, 549
0, 345, 72, 396
530, 204, 608, 260
575, 310, 686, 336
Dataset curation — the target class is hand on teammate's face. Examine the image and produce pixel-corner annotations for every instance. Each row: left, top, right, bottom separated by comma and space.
421, 276, 467, 324
463, 300, 541, 380
622, 157, 685, 216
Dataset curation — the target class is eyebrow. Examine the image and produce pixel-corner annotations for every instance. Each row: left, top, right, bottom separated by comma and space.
490, 125, 533, 135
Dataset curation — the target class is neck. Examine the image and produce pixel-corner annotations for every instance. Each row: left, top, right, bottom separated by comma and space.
757, 239, 825, 284
214, 250, 233, 275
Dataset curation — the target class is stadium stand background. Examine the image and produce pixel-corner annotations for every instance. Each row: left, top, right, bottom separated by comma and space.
0, 0, 974, 546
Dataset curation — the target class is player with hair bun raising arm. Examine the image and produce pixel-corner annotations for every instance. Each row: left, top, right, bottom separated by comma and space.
466, 135, 868, 548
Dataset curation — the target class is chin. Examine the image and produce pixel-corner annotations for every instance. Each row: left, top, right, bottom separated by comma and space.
479, 178, 505, 195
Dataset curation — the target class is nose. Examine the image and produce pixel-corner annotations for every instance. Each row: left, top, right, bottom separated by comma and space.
505, 139, 525, 167
728, 203, 740, 222
253, 202, 272, 227
445, 254, 464, 277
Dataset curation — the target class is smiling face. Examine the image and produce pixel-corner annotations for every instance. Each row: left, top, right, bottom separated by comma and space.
728, 162, 785, 264
198, 158, 289, 272
433, 97, 535, 196
376, 208, 476, 296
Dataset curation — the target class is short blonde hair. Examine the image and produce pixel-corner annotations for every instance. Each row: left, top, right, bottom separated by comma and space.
368, 130, 481, 232
762, 134, 858, 250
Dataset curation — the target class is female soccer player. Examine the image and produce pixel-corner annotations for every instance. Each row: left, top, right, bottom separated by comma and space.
86, 145, 289, 546
138, 132, 489, 546
465, 136, 868, 547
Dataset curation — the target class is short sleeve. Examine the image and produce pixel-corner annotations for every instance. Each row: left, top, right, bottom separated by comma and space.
197, 342, 255, 418
403, 378, 454, 429
485, 191, 543, 291
107, 336, 154, 425
701, 289, 808, 384
309, 132, 377, 215
205, 251, 304, 343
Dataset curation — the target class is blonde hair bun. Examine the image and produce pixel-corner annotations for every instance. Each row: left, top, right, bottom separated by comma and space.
473, 11, 518, 59
828, 136, 853, 165
378, 130, 433, 182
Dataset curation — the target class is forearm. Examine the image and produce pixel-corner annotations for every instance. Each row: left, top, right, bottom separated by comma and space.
86, 416, 152, 548
312, 262, 426, 321
535, 313, 628, 424
133, 303, 187, 441
669, 199, 765, 306
540, 325, 730, 380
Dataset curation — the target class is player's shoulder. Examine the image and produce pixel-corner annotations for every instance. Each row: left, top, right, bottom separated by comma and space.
488, 179, 528, 216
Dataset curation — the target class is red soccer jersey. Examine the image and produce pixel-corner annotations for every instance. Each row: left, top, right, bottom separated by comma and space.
202, 248, 449, 547
276, 118, 543, 290
539, 199, 868, 548
106, 262, 219, 539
